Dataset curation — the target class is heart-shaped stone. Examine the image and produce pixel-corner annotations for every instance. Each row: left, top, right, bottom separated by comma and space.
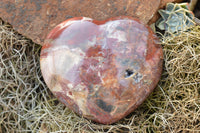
40, 16, 163, 124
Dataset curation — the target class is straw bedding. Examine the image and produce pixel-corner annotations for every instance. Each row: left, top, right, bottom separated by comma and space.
1, 19, 200, 132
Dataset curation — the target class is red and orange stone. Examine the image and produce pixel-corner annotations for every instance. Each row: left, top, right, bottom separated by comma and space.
40, 16, 163, 124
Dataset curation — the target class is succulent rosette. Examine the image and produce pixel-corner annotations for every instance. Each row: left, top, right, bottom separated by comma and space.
156, 3, 195, 33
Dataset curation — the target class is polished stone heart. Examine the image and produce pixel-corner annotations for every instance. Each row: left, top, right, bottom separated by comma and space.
40, 16, 163, 124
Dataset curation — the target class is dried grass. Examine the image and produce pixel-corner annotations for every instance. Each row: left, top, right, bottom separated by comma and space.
0, 19, 200, 132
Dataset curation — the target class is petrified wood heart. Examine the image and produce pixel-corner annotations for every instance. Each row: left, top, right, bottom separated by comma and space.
40, 16, 163, 124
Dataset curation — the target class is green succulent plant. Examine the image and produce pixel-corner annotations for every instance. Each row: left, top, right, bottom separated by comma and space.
156, 3, 195, 33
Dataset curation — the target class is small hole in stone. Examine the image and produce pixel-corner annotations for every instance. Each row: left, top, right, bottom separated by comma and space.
125, 69, 134, 78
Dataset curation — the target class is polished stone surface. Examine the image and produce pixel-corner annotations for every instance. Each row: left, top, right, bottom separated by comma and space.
40, 16, 163, 124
